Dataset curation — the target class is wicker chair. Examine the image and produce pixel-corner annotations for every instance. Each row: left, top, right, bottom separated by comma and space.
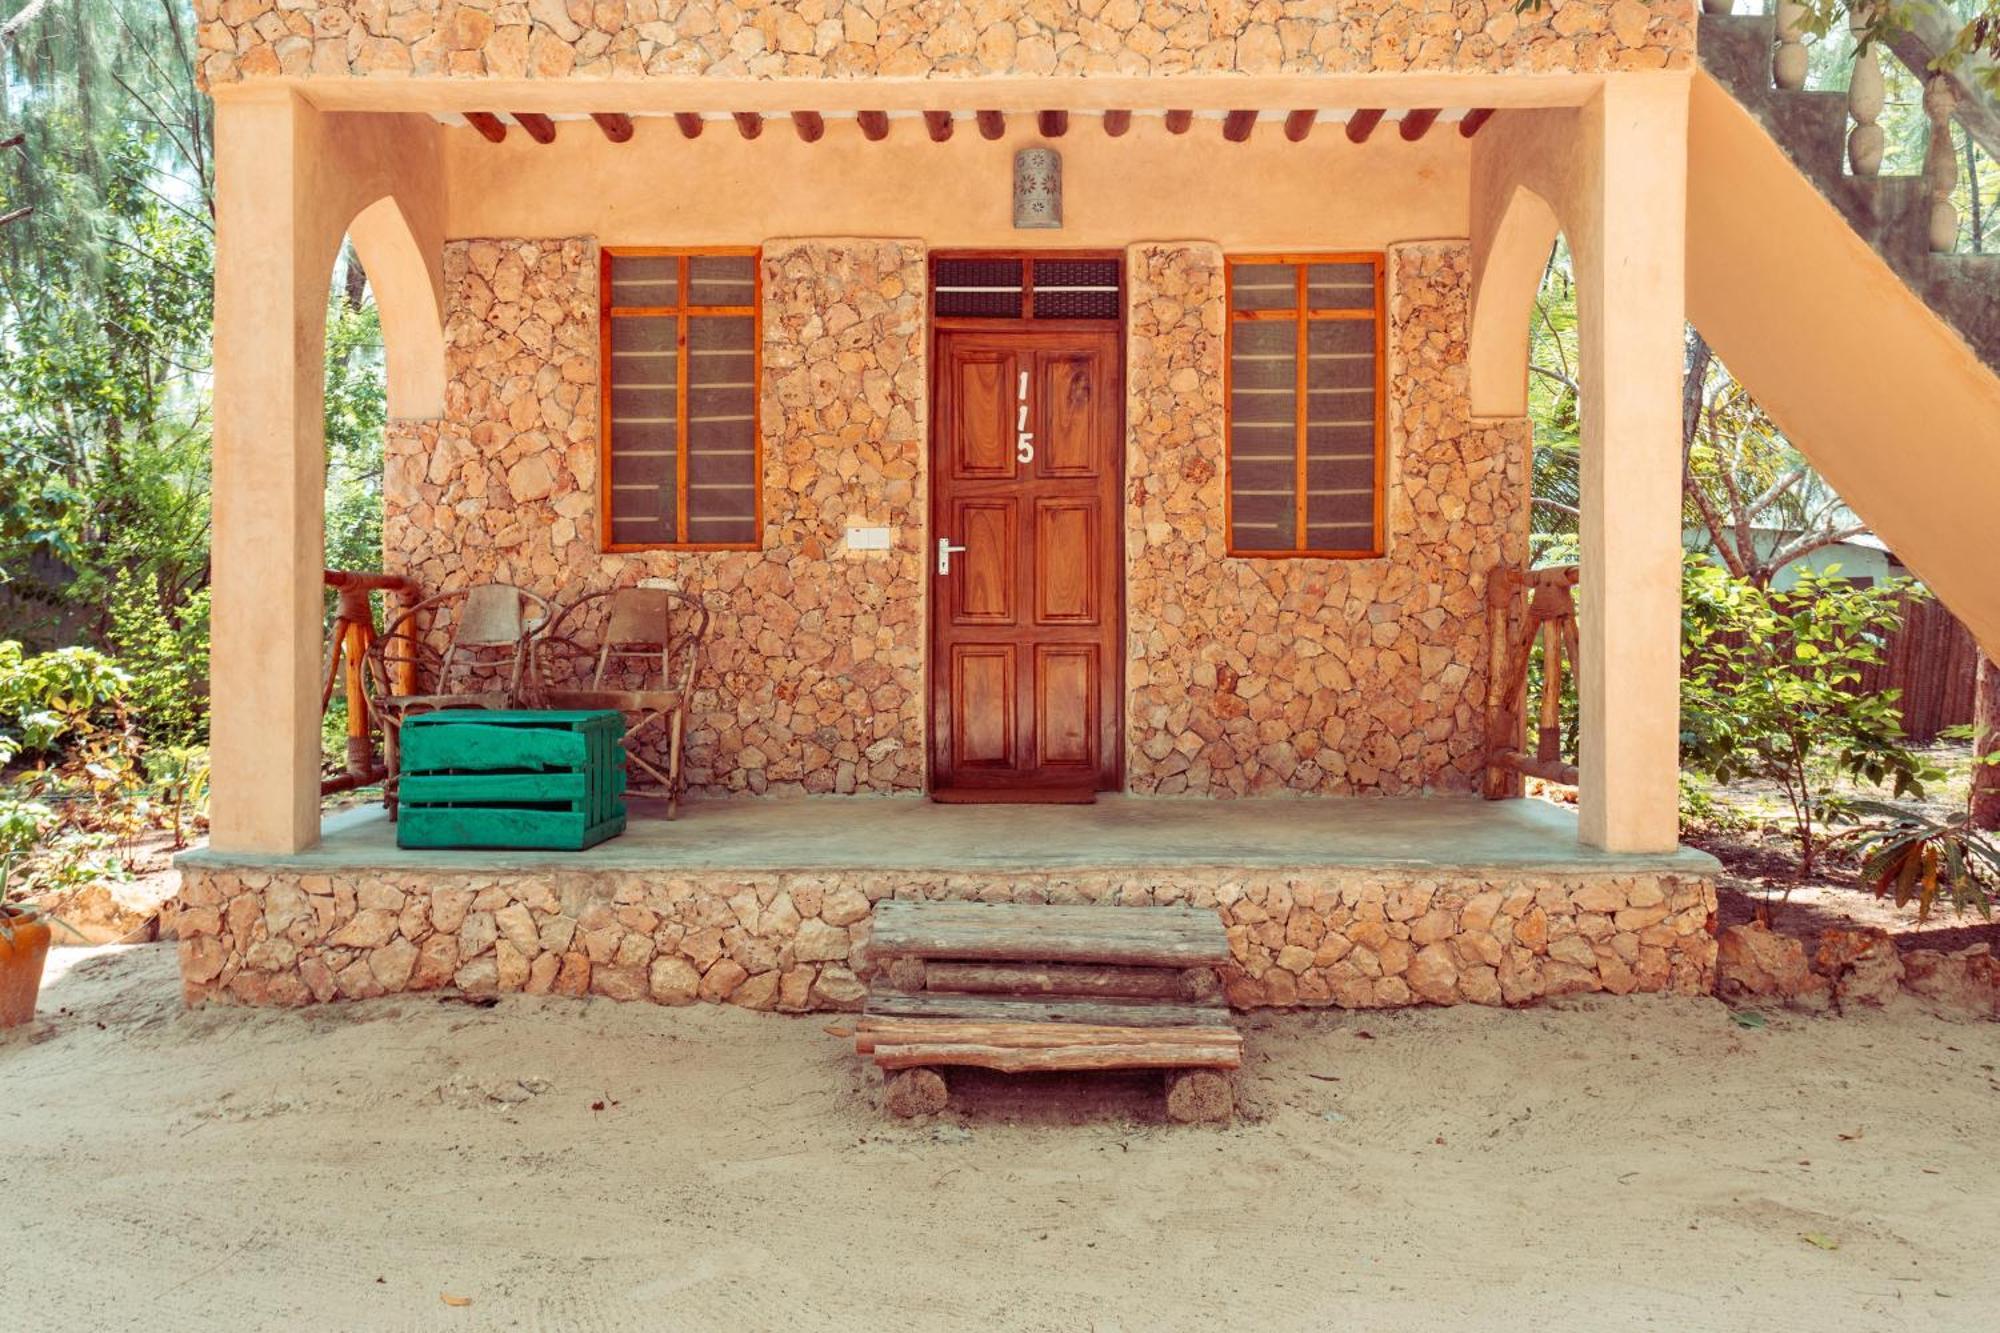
530, 586, 711, 818
363, 583, 550, 814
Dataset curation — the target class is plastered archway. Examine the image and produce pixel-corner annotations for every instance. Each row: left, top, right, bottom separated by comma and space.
1468, 183, 1562, 420
346, 194, 446, 421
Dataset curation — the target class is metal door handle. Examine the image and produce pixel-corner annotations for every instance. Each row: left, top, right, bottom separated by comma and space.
937, 537, 968, 576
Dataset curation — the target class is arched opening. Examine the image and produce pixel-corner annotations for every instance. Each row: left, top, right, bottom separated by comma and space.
1469, 183, 1561, 419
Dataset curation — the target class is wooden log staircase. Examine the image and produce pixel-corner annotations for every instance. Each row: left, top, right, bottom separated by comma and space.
856, 900, 1241, 1123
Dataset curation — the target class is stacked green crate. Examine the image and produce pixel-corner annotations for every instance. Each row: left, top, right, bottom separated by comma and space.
397, 710, 628, 850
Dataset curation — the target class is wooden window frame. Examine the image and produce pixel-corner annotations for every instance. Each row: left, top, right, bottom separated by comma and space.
1223, 252, 1386, 560
598, 245, 763, 553
929, 249, 1125, 331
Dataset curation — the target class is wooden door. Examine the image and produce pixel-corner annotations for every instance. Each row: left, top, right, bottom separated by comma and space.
930, 329, 1122, 797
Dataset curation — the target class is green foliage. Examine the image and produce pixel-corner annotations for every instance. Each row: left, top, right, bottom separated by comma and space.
107, 574, 210, 748
0, 640, 131, 765
1835, 799, 1998, 920
1679, 562, 1936, 874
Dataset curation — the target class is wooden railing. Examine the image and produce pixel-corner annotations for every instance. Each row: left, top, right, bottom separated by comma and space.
1765, 0, 1998, 253
1483, 564, 1580, 799
320, 569, 421, 796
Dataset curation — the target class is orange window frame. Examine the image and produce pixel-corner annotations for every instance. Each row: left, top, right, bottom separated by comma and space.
1222, 253, 1387, 560
598, 245, 763, 553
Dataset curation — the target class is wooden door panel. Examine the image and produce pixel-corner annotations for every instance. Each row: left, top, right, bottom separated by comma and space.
1035, 645, 1097, 770
951, 645, 1016, 770
932, 325, 1121, 795
953, 499, 1016, 624
1034, 499, 1098, 625
1038, 353, 1100, 478
953, 352, 1016, 480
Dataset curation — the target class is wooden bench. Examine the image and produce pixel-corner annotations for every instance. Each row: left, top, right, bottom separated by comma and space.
857, 900, 1241, 1123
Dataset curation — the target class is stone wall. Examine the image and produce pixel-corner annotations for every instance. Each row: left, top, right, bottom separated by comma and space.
175, 863, 1718, 1010
196, 0, 1694, 86
1124, 242, 1530, 795
384, 236, 928, 795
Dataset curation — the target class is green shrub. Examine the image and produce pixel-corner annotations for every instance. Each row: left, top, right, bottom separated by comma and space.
0, 639, 131, 766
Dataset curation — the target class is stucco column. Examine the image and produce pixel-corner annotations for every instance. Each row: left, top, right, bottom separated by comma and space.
208, 91, 330, 853
1573, 76, 1689, 853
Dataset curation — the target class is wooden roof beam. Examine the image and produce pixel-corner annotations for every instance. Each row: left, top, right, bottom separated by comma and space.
590, 113, 633, 143
512, 113, 556, 144
1164, 109, 1193, 135
1459, 108, 1495, 138
464, 112, 507, 143
733, 112, 763, 139
1344, 109, 1385, 143
1102, 110, 1131, 137
858, 110, 891, 140
674, 112, 704, 139
1037, 110, 1068, 137
976, 110, 1006, 140
1222, 109, 1257, 142
1399, 109, 1441, 141
791, 111, 824, 142
923, 111, 953, 142
1283, 109, 1317, 142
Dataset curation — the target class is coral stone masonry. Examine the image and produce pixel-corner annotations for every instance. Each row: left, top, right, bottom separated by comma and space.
174, 863, 1717, 1011
193, 0, 1695, 88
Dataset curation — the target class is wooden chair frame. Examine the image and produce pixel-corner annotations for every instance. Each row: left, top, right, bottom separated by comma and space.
362, 584, 550, 815
529, 587, 711, 818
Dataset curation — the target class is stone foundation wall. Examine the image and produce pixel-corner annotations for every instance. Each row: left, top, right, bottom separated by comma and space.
1124, 242, 1530, 795
384, 237, 928, 796
195, 0, 1694, 87
175, 865, 1717, 1011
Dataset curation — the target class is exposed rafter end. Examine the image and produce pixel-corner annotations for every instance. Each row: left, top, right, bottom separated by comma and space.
1459, 108, 1495, 138
1163, 109, 1193, 135
733, 112, 763, 140
1102, 110, 1132, 137
1399, 109, 1441, 142
1222, 109, 1257, 143
464, 112, 507, 143
1037, 110, 1068, 138
791, 111, 824, 143
1344, 109, 1386, 144
923, 111, 954, 142
1283, 109, 1317, 142
590, 113, 634, 143
976, 110, 1006, 140
674, 112, 704, 139
858, 110, 891, 141
512, 113, 556, 144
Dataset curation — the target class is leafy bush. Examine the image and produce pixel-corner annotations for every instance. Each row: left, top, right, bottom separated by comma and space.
1679, 563, 1934, 876
0, 639, 131, 766
107, 574, 210, 747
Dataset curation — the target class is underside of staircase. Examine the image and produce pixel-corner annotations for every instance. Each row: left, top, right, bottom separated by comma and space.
1689, 13, 2000, 655
1701, 13, 1998, 367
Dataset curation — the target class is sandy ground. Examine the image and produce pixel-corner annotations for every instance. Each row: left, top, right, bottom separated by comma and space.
4, 945, 1998, 1332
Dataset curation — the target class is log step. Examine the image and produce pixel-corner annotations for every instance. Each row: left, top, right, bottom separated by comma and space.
866, 900, 1229, 968
864, 990, 1232, 1030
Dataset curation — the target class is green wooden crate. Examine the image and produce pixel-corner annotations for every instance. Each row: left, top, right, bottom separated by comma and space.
398, 709, 628, 850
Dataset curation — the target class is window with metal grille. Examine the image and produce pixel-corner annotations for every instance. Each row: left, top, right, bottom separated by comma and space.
1224, 255, 1384, 558
600, 248, 761, 550
931, 254, 1121, 322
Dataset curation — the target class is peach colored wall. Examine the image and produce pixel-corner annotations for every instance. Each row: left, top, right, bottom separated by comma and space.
441, 116, 1471, 250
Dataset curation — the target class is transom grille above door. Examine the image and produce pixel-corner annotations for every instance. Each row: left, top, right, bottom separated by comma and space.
932, 254, 1122, 323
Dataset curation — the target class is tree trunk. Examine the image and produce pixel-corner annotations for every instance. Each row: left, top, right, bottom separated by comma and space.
1973, 650, 2000, 831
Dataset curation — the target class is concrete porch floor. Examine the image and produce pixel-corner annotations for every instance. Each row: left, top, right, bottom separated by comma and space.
181, 796, 1719, 877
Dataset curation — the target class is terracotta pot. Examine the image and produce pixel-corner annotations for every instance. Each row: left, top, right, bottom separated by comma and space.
0, 908, 53, 1028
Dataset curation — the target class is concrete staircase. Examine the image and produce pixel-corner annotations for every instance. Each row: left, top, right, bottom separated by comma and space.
1689, 13, 2000, 653
1700, 12, 1998, 366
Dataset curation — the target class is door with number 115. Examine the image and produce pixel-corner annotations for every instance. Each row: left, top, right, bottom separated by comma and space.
929, 328, 1122, 797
